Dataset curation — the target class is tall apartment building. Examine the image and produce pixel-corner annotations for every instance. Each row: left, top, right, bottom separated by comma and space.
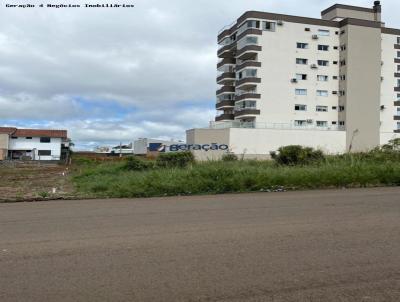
187, 1, 400, 159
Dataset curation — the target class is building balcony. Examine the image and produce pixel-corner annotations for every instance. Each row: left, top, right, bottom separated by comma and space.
216, 100, 235, 109
218, 43, 236, 59
236, 45, 262, 60
235, 93, 261, 101
234, 109, 261, 118
395, 101, 400, 106
394, 130, 400, 133
218, 24, 237, 43
217, 58, 236, 69
215, 113, 235, 122
236, 61, 261, 71
236, 77, 261, 90
395, 44, 400, 49
394, 115, 400, 120
237, 28, 262, 41
216, 86, 235, 95
395, 87, 400, 92
395, 73, 400, 78
395, 58, 400, 64
217, 72, 236, 85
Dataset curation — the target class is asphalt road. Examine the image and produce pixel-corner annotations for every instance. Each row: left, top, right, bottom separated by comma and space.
1, 188, 400, 302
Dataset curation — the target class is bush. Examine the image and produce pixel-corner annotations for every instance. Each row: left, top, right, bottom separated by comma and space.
123, 156, 152, 171
156, 152, 195, 168
222, 153, 238, 162
271, 145, 325, 166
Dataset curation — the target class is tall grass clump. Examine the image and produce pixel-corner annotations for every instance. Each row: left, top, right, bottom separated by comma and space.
72, 147, 400, 199
156, 152, 195, 168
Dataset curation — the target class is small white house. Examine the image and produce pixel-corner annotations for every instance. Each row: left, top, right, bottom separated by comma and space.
0, 127, 70, 161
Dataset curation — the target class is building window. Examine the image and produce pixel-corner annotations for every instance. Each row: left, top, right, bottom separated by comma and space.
332, 106, 337, 110
397, 51, 400, 58
295, 120, 307, 126
236, 100, 257, 110
333, 46, 338, 50
318, 45, 329, 51
340, 60, 346, 66
296, 74, 307, 80
332, 91, 338, 95
340, 30, 345, 35
339, 91, 346, 96
316, 121, 328, 127
339, 106, 345, 112
317, 90, 328, 97
397, 94, 400, 101
297, 42, 309, 49
333, 76, 338, 80
295, 89, 307, 96
11, 136, 18, 139
318, 60, 329, 66
397, 122, 400, 130
332, 121, 337, 125
397, 37, 400, 44
340, 75, 346, 81
317, 75, 328, 82
316, 106, 328, 112
296, 58, 308, 65
318, 29, 330, 36
339, 121, 345, 126
237, 69, 257, 79
40, 137, 51, 143
245, 20, 260, 29
263, 21, 276, 31
295, 104, 307, 111
340, 45, 346, 51
26, 137, 32, 139
38, 150, 51, 156
398, 65, 400, 72
305, 28, 310, 32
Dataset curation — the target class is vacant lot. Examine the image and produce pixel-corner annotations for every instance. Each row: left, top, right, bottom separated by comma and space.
0, 163, 74, 201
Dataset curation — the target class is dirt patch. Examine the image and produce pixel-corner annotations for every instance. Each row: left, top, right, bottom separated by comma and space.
0, 163, 77, 202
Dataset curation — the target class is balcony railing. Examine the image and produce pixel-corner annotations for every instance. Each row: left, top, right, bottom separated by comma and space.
236, 45, 262, 58
236, 61, 261, 71
234, 109, 261, 117
216, 86, 235, 95
217, 58, 236, 69
215, 114, 235, 122
216, 100, 235, 109
235, 93, 261, 101
217, 72, 235, 84
210, 121, 346, 131
236, 77, 261, 87
237, 28, 262, 41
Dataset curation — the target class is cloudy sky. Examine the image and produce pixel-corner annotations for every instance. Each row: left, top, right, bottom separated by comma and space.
0, 0, 399, 149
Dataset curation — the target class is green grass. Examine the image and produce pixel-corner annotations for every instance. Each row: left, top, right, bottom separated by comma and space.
72, 151, 400, 198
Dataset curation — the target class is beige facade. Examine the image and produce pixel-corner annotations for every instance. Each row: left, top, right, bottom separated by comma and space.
207, 1, 400, 157
0, 134, 9, 160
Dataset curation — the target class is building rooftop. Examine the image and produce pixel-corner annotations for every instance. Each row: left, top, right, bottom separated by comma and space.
0, 127, 68, 138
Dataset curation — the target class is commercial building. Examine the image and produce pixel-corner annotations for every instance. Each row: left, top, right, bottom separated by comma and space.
188, 1, 400, 159
0, 127, 70, 161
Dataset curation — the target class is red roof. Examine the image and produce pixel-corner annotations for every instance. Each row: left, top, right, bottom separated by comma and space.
0, 127, 17, 135
0, 127, 68, 138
